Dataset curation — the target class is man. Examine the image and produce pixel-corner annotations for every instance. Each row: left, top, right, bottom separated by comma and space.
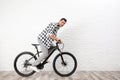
29, 18, 67, 72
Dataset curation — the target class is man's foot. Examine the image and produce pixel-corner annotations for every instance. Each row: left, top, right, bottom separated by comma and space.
29, 66, 40, 72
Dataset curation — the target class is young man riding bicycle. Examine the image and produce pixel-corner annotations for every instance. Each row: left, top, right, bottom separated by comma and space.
29, 18, 67, 72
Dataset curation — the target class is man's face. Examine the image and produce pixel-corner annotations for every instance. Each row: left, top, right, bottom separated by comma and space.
58, 20, 66, 27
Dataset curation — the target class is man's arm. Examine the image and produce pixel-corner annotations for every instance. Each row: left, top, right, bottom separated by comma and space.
49, 34, 61, 42
46, 23, 61, 42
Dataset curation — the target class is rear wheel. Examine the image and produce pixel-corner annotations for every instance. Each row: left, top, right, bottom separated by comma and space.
14, 52, 37, 77
53, 52, 77, 77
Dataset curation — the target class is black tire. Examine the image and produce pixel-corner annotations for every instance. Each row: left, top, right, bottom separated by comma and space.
14, 51, 37, 77
53, 52, 77, 77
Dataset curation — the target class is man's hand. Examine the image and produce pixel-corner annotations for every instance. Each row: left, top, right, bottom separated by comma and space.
56, 38, 61, 43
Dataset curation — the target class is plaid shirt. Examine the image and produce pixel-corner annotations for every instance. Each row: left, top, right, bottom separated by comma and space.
38, 22, 60, 49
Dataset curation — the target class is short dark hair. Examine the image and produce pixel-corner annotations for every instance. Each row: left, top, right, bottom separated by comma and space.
60, 18, 67, 22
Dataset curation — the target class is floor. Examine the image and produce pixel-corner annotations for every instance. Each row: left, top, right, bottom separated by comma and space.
0, 71, 120, 80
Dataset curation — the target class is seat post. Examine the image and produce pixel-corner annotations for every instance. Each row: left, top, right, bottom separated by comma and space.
32, 44, 40, 57
36, 46, 40, 57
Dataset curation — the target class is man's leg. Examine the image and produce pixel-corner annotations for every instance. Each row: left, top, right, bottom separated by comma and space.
32, 39, 48, 66
29, 38, 48, 72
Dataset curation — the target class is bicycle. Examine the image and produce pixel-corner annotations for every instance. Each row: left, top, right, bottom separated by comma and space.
14, 42, 77, 77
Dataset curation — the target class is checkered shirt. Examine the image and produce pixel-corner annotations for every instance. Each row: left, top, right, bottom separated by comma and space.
38, 22, 60, 49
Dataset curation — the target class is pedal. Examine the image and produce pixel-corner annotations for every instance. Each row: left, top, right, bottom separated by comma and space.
36, 61, 49, 69
37, 63, 44, 69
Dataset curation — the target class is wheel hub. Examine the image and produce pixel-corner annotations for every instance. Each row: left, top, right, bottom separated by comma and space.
23, 60, 31, 68
61, 61, 67, 66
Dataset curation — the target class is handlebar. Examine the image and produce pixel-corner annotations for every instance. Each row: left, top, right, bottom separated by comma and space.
56, 42, 64, 50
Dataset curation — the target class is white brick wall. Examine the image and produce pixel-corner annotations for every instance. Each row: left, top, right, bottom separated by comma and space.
0, 0, 120, 71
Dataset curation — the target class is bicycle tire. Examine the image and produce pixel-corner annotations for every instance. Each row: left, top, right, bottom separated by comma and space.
53, 52, 77, 77
14, 51, 37, 77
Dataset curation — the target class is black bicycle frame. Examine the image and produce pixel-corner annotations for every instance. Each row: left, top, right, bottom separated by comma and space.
38, 43, 64, 66
27, 43, 65, 67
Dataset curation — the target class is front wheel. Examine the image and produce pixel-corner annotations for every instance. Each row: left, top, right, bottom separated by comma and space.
53, 52, 77, 77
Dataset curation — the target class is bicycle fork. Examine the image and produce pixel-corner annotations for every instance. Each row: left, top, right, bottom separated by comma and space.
58, 49, 67, 66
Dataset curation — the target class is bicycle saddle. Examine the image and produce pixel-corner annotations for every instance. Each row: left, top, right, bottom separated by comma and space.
31, 44, 40, 46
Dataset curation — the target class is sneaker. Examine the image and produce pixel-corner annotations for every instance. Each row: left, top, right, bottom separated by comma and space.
29, 66, 40, 72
